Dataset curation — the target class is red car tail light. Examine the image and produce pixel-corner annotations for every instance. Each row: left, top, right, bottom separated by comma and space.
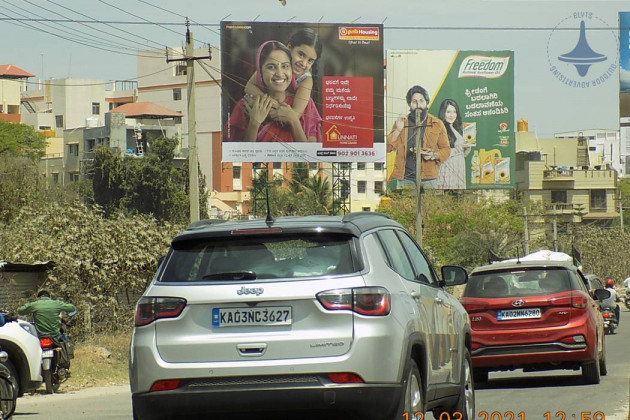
317, 287, 391, 316
149, 379, 181, 392
39, 337, 54, 349
570, 291, 588, 309
459, 298, 488, 312
327, 373, 364, 383
135, 297, 187, 327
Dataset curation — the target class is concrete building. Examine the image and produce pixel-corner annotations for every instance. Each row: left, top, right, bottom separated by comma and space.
0, 64, 33, 123
555, 129, 622, 176
516, 131, 619, 225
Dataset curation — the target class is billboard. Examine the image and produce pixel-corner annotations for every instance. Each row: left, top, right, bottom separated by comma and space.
621, 12, 630, 118
221, 22, 384, 163
386, 50, 515, 190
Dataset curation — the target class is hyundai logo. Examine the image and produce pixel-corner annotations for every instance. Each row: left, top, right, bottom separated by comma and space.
237, 286, 264, 296
512, 299, 525, 307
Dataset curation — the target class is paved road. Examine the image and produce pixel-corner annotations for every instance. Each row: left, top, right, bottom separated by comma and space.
12, 309, 630, 419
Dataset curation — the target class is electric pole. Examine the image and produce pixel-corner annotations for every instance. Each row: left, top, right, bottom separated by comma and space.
167, 19, 211, 223
415, 109, 423, 246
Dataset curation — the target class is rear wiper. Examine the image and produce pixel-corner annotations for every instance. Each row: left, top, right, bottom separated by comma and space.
202, 271, 257, 280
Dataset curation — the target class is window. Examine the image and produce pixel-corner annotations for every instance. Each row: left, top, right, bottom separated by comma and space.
374, 181, 384, 194
55, 115, 64, 128
374, 162, 384, 171
376, 230, 415, 280
357, 162, 366, 171
396, 231, 436, 285
551, 190, 567, 204
173, 88, 182, 101
362, 207, 371, 212
92, 102, 100, 115
87, 139, 96, 152
68, 144, 79, 156
233, 165, 241, 180
273, 162, 282, 169
175, 64, 187, 76
309, 162, 318, 170
357, 180, 366, 193
70, 173, 80, 182
51, 173, 59, 183
590, 189, 606, 211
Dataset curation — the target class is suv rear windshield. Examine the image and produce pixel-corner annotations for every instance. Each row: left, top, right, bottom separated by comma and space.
464, 268, 573, 298
159, 233, 356, 282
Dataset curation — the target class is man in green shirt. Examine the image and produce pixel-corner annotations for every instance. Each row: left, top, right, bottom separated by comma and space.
18, 290, 76, 340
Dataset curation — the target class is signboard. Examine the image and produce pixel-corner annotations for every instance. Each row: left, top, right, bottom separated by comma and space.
386, 50, 515, 190
621, 12, 630, 118
221, 22, 384, 163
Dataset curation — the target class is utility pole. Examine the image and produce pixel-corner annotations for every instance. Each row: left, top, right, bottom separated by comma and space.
552, 204, 558, 251
523, 205, 529, 255
167, 19, 211, 223
415, 109, 423, 246
620, 190, 624, 234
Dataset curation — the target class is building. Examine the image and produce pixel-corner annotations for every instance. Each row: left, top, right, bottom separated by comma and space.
0, 64, 34, 123
555, 129, 622, 176
516, 131, 619, 227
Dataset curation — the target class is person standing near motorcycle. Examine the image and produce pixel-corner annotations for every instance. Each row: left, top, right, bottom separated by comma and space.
17, 291, 76, 341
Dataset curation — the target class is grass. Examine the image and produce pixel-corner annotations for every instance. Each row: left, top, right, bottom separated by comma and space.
54, 329, 131, 392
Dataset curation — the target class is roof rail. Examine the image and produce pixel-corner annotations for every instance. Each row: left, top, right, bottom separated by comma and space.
342, 212, 391, 223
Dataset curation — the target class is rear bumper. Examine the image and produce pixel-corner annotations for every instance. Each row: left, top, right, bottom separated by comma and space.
132, 382, 401, 420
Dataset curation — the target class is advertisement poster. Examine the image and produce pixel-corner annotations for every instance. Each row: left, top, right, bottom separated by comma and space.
221, 22, 384, 163
386, 50, 515, 190
620, 12, 630, 119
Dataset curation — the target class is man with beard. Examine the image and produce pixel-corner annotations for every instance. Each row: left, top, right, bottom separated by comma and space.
386, 85, 450, 189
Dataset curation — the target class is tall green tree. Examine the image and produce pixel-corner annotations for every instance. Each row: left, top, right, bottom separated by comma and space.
0, 120, 46, 160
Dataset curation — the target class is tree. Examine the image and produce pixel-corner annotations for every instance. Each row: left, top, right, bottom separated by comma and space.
0, 120, 46, 160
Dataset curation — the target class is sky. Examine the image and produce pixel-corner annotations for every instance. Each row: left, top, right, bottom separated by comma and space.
1, 0, 628, 137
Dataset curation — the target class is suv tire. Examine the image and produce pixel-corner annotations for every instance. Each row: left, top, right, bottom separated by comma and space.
399, 359, 424, 417
582, 341, 601, 384
434, 348, 475, 420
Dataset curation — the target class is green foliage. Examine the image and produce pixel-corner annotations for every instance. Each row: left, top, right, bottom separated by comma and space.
91, 136, 207, 223
0, 120, 46, 160
250, 168, 332, 217
379, 191, 523, 269
0, 202, 185, 338
0, 155, 43, 222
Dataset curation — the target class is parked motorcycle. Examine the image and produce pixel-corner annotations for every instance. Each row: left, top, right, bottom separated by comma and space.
0, 312, 18, 419
38, 311, 75, 394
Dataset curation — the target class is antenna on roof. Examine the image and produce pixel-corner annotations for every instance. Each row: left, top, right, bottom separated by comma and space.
265, 163, 274, 226
516, 246, 521, 264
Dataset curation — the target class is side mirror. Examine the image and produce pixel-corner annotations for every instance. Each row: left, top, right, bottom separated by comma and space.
593, 288, 611, 301
441, 265, 468, 287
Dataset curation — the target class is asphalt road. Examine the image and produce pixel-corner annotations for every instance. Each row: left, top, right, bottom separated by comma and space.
13, 308, 630, 420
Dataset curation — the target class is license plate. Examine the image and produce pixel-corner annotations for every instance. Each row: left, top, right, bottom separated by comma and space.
497, 308, 541, 320
212, 306, 292, 328
42, 350, 54, 358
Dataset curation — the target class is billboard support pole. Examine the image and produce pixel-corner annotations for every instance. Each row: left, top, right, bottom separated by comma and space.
415, 109, 423, 246
167, 19, 211, 223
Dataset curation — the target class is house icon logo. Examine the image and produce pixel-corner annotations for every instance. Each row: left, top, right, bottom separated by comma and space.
326, 125, 342, 142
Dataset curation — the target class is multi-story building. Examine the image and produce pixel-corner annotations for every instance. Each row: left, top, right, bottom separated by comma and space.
0, 64, 33, 123
555, 129, 622, 176
516, 130, 619, 226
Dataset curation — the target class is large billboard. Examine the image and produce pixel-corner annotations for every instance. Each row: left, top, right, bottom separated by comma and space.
621, 12, 630, 118
386, 50, 515, 190
221, 22, 384, 163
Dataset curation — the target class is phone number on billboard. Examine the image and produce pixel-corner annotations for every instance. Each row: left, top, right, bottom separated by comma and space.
336, 150, 376, 157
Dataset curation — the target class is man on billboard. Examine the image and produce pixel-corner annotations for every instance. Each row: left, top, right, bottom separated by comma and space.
386, 85, 450, 189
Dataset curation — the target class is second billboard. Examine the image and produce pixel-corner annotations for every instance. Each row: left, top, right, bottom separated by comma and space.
386, 50, 515, 190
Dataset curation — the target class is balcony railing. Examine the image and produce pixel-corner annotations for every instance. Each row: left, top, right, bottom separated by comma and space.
543, 168, 574, 180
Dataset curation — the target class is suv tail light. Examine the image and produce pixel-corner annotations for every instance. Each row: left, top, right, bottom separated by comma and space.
135, 297, 187, 327
317, 287, 391, 316
327, 373, 364, 383
459, 298, 488, 312
570, 291, 588, 309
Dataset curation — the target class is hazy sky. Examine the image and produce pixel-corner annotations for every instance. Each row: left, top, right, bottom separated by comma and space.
1, 0, 628, 137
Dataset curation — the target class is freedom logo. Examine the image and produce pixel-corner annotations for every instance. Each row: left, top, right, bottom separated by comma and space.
547, 12, 618, 89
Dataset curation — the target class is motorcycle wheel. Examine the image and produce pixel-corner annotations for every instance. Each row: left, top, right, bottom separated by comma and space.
42, 370, 60, 394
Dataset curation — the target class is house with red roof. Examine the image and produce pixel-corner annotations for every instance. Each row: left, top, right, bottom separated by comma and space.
0, 64, 34, 123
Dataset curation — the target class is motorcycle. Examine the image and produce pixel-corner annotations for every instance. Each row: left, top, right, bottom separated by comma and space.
38, 311, 75, 394
624, 289, 630, 310
601, 304, 618, 335
0, 312, 18, 420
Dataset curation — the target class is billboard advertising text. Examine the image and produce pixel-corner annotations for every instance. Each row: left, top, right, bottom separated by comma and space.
221, 22, 384, 163
386, 50, 515, 190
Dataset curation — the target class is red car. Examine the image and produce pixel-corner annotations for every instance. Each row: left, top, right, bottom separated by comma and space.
460, 260, 610, 384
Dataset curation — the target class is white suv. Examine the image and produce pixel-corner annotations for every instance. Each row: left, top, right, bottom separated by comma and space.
0, 316, 43, 396
130, 213, 474, 420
